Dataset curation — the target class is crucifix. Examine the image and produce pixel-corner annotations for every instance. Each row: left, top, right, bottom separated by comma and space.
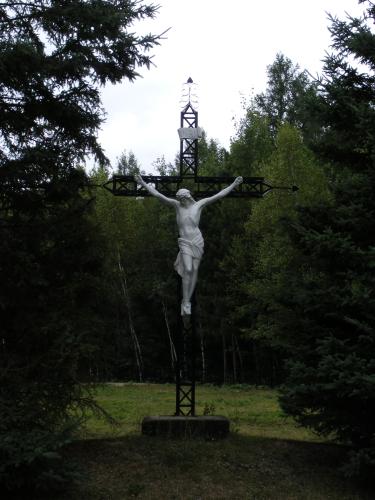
103, 78, 297, 419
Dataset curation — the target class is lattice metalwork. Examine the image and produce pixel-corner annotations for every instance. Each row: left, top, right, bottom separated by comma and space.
175, 383, 195, 416
175, 297, 196, 416
102, 175, 282, 198
180, 102, 199, 177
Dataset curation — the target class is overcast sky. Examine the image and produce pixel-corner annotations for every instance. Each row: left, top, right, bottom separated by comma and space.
95, 0, 364, 173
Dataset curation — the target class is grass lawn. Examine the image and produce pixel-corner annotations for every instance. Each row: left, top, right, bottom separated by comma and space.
61, 383, 372, 499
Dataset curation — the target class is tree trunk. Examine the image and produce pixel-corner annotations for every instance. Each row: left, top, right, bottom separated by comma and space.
117, 250, 143, 382
253, 341, 259, 386
222, 326, 227, 385
233, 334, 243, 383
198, 319, 206, 383
232, 333, 237, 384
162, 299, 176, 373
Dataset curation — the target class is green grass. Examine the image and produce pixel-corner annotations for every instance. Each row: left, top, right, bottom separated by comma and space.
60, 383, 372, 499
81, 383, 319, 442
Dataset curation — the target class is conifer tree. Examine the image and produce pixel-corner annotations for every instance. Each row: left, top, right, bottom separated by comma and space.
278, 0, 375, 479
0, 0, 159, 492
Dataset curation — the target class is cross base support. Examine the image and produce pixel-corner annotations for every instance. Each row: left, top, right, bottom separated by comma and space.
141, 415, 230, 439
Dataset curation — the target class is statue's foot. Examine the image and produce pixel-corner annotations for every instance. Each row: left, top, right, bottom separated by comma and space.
181, 300, 191, 316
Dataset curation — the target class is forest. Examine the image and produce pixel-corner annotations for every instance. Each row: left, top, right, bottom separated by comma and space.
0, 0, 374, 493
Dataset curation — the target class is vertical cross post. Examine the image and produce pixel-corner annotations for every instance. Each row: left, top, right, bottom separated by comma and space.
175, 292, 197, 416
175, 79, 199, 416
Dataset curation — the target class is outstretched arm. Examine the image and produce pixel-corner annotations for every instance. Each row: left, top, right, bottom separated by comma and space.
197, 176, 243, 208
134, 174, 178, 207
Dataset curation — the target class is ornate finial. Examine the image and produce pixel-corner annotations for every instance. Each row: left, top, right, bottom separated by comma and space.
180, 77, 198, 109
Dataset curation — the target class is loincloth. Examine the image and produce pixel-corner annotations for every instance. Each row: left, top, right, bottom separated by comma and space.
174, 234, 204, 277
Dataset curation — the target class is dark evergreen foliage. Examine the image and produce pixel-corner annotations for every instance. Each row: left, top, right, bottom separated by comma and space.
0, 0, 159, 492
278, 0, 375, 480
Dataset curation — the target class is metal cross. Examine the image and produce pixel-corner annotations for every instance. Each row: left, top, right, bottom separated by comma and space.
103, 78, 297, 417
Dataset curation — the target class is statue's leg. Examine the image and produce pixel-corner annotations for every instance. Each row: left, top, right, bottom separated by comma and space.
188, 258, 200, 301
181, 253, 193, 315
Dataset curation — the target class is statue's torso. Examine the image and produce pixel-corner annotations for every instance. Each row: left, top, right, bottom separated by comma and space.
176, 203, 202, 240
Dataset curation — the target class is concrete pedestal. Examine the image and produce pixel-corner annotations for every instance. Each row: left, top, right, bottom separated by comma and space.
141, 415, 230, 439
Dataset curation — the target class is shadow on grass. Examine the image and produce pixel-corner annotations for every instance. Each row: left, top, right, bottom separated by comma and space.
57, 433, 374, 500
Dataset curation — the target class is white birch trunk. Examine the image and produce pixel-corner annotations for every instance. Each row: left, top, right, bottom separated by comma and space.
117, 249, 143, 382
162, 299, 177, 371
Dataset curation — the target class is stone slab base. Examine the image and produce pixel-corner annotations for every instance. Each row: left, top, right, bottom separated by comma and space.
142, 415, 230, 439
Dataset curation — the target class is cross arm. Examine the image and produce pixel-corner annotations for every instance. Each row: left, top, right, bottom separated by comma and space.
102, 175, 297, 198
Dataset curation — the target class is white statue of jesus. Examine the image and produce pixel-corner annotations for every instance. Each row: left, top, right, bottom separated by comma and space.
134, 174, 243, 316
